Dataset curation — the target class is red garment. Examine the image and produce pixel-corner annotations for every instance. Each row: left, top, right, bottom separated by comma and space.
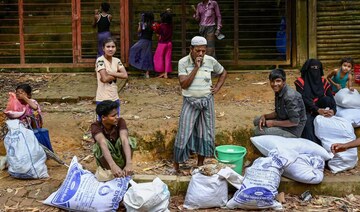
154, 23, 173, 43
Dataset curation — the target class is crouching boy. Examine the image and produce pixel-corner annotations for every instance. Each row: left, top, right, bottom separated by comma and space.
91, 100, 135, 177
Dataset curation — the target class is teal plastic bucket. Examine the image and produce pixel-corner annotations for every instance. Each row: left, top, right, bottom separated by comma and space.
214, 145, 247, 174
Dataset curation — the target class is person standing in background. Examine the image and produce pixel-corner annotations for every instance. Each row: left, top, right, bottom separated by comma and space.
193, 0, 222, 57
129, 12, 155, 78
93, 2, 112, 58
153, 9, 173, 78
95, 37, 128, 120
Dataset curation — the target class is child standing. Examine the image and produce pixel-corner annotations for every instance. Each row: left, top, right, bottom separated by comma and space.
153, 9, 173, 78
327, 57, 354, 94
15, 84, 42, 129
92, 2, 112, 58
95, 37, 128, 119
129, 12, 154, 78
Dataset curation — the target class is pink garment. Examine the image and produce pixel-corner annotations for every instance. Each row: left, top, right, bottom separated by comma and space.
19, 99, 42, 128
154, 42, 173, 73
194, 0, 222, 29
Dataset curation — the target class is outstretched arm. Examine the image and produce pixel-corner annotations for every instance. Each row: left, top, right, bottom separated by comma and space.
331, 138, 360, 154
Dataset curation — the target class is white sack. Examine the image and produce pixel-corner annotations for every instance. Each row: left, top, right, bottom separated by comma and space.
0, 155, 7, 170
250, 135, 333, 161
217, 167, 244, 189
336, 106, 360, 128
226, 149, 287, 210
314, 116, 358, 173
44, 156, 130, 212
124, 177, 170, 212
334, 88, 360, 109
4, 119, 48, 178
184, 169, 228, 209
283, 153, 324, 184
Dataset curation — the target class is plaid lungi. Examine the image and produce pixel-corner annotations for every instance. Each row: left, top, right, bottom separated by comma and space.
173, 94, 215, 163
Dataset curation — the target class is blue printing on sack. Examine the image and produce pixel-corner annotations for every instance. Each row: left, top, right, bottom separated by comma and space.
33, 128, 54, 152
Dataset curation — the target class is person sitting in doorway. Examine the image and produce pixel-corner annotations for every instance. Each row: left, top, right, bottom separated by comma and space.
91, 100, 135, 178
253, 68, 307, 138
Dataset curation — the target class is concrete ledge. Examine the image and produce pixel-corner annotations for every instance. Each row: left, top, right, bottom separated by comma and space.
133, 174, 360, 197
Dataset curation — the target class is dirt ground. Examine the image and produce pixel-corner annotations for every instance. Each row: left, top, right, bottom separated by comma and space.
1, 70, 360, 211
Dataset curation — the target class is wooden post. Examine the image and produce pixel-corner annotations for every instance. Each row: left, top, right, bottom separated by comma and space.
18, 0, 25, 64
71, 0, 78, 63
308, 0, 317, 59
233, 0, 239, 65
181, 0, 187, 56
296, 0, 308, 66
120, 0, 130, 65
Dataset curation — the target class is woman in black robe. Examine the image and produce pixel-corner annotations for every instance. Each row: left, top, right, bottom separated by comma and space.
294, 59, 336, 144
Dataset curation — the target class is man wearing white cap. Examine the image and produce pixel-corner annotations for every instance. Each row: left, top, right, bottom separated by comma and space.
173, 36, 227, 173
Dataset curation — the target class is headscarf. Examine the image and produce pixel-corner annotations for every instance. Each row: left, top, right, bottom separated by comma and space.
300, 59, 324, 99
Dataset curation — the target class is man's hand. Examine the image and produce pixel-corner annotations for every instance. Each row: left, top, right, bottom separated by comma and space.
258, 115, 266, 131
210, 85, 220, 94
265, 120, 275, 128
331, 143, 347, 154
215, 29, 220, 37
195, 57, 203, 68
323, 109, 334, 117
110, 163, 125, 178
123, 163, 133, 176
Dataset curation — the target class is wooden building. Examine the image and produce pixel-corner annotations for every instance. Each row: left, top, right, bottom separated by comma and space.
0, 0, 359, 70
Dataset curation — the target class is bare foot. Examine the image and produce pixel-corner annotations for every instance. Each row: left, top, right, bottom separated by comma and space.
157, 73, 165, 78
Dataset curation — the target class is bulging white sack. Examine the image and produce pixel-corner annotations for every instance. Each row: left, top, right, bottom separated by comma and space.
4, 119, 48, 179
283, 153, 324, 184
226, 149, 287, 210
124, 177, 170, 212
184, 169, 228, 209
314, 116, 358, 173
336, 106, 360, 128
334, 88, 360, 109
250, 135, 333, 161
44, 156, 130, 212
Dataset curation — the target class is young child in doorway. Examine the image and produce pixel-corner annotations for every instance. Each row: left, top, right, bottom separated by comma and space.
153, 9, 173, 78
129, 12, 155, 78
95, 37, 128, 120
327, 57, 354, 94
15, 84, 43, 129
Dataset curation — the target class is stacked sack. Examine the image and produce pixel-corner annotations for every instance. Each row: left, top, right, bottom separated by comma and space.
226, 149, 288, 210
314, 116, 358, 173
251, 135, 332, 184
335, 88, 360, 128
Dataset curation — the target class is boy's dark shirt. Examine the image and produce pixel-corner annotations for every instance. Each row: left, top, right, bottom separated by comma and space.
91, 118, 127, 145
275, 84, 307, 137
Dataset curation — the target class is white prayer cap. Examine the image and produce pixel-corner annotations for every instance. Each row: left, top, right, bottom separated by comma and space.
191, 36, 207, 46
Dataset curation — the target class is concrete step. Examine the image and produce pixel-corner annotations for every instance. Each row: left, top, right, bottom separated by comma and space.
132, 174, 360, 197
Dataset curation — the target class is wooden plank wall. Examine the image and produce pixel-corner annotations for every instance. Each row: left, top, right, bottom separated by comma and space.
317, 0, 360, 64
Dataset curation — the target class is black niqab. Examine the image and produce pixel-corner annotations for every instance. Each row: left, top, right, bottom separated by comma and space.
300, 59, 324, 99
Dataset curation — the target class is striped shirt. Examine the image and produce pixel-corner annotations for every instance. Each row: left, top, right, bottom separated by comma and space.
178, 54, 224, 97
